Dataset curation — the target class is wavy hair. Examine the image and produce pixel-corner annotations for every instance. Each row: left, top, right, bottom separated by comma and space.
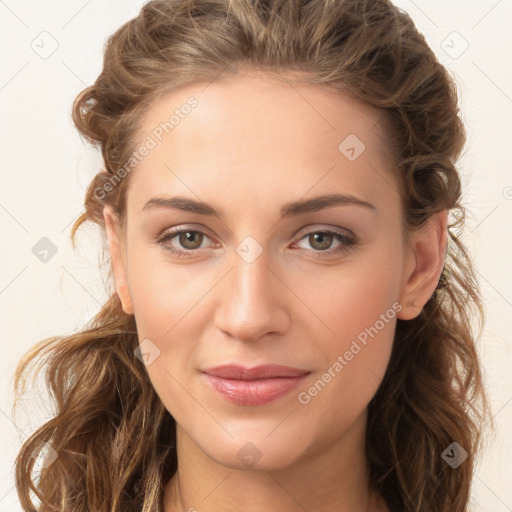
12, 0, 491, 510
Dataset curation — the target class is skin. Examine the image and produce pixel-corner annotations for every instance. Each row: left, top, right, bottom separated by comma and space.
103, 70, 447, 512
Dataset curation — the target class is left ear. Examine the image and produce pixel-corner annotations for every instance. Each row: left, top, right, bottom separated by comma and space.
397, 209, 448, 320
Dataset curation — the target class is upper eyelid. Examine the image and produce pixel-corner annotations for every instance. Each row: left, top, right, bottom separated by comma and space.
160, 224, 355, 245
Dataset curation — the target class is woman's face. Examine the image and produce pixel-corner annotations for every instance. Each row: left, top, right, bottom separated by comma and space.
104, 71, 435, 470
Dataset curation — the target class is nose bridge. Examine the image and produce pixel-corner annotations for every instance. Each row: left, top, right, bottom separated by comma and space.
215, 242, 288, 342
233, 246, 271, 305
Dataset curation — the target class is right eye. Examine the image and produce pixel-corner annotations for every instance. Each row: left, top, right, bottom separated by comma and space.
156, 227, 215, 258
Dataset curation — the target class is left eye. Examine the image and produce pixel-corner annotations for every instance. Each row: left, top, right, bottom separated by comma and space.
156, 227, 356, 258
294, 231, 354, 253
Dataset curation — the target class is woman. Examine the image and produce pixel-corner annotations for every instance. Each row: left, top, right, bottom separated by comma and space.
13, 0, 490, 511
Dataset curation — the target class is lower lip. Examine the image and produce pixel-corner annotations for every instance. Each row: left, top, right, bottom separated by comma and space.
204, 373, 309, 406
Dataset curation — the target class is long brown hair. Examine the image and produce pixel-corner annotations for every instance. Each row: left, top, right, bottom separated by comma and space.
12, 0, 491, 510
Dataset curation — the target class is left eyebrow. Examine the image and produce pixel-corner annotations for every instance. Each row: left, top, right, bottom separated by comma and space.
142, 192, 377, 219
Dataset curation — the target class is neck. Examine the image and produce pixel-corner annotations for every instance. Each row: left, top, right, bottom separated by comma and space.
163, 410, 389, 512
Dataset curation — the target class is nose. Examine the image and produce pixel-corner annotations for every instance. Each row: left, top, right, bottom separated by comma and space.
214, 249, 290, 343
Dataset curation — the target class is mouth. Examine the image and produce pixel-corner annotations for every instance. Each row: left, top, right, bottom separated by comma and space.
202, 364, 311, 406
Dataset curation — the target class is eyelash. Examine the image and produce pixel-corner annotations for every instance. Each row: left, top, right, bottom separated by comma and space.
155, 226, 357, 259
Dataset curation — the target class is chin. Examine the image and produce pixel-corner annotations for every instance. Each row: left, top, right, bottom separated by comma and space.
194, 429, 307, 472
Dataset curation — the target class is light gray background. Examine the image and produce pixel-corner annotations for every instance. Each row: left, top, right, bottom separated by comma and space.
1, 1, 511, 510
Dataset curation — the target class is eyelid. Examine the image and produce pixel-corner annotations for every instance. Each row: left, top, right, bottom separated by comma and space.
157, 223, 354, 244
155, 223, 357, 258
156, 223, 215, 240
294, 223, 355, 239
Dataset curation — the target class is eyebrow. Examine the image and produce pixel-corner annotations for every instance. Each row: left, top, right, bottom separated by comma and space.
143, 193, 376, 218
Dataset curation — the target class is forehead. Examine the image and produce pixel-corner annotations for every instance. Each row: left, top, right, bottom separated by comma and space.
126, 71, 399, 213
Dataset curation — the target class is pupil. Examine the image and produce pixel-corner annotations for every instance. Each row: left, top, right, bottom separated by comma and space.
181, 231, 202, 248
312, 233, 331, 250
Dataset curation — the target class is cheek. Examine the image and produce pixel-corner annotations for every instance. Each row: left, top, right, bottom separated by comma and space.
125, 258, 203, 421
299, 245, 402, 347
294, 250, 401, 413
126, 246, 209, 337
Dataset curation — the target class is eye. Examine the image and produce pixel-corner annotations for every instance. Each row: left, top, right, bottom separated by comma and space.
155, 226, 357, 259
293, 229, 356, 257
156, 228, 214, 258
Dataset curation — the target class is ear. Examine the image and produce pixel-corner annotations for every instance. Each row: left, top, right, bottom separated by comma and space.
397, 209, 448, 320
103, 205, 134, 315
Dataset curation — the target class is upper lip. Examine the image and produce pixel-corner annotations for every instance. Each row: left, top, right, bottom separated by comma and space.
203, 364, 310, 380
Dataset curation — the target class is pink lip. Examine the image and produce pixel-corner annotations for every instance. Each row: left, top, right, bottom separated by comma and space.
202, 364, 310, 406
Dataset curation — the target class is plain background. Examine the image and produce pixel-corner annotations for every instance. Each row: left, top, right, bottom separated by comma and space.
0, 1, 511, 510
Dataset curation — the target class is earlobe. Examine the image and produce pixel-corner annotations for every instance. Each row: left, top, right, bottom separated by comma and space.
397, 210, 448, 320
103, 205, 134, 315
